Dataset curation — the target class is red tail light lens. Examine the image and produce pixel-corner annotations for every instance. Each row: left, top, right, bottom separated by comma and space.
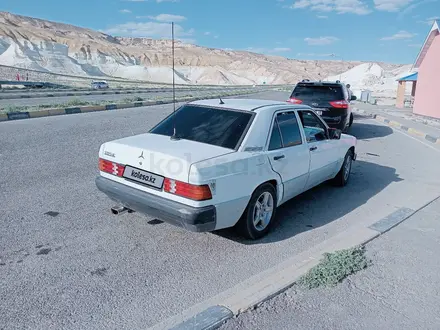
164, 178, 212, 201
329, 100, 349, 108
287, 97, 302, 104
99, 158, 125, 176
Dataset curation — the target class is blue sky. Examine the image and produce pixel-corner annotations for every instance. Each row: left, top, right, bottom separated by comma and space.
1, 0, 439, 64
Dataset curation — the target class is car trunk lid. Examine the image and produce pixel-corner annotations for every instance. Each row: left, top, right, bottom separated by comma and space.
101, 133, 234, 184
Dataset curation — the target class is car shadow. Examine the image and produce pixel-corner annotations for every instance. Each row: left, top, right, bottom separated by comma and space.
346, 121, 393, 140
214, 159, 402, 245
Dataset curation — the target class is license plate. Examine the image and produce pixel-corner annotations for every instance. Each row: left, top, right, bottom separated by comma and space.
123, 166, 165, 189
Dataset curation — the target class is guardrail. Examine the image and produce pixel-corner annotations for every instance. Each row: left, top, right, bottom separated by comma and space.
0, 85, 203, 93
0, 65, 297, 89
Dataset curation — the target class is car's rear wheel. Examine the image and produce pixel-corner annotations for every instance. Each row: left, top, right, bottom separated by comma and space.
331, 149, 354, 187
237, 183, 277, 240
349, 113, 354, 127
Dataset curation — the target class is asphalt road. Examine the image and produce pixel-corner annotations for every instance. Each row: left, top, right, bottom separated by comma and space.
0, 87, 182, 96
1, 91, 440, 329
0, 87, 246, 99
221, 197, 440, 330
0, 89, 232, 108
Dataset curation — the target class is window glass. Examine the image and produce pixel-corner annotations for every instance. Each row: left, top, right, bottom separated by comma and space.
268, 119, 282, 150
290, 85, 343, 101
298, 111, 327, 142
150, 105, 252, 149
341, 85, 348, 99
277, 112, 302, 147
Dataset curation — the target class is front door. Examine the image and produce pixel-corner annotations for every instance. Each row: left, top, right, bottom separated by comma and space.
297, 110, 339, 190
266, 111, 310, 203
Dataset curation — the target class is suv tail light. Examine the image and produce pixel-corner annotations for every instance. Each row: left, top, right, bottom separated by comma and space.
164, 178, 212, 201
99, 158, 125, 176
329, 100, 349, 108
287, 97, 302, 104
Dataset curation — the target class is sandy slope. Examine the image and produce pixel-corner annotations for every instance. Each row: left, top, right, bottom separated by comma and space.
327, 62, 413, 98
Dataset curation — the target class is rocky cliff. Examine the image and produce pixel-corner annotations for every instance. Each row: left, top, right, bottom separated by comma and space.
0, 11, 407, 85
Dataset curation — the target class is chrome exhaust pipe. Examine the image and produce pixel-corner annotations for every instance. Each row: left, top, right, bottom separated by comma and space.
111, 205, 129, 215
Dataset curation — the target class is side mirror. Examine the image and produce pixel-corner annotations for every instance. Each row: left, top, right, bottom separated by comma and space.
328, 128, 341, 140
351, 95, 357, 101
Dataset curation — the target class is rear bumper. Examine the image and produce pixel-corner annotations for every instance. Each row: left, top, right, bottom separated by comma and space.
95, 176, 217, 232
322, 113, 349, 129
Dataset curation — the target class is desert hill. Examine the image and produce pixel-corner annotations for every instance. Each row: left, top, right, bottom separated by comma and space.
0, 11, 410, 91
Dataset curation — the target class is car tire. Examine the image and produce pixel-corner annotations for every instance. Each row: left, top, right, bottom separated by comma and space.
331, 149, 354, 187
349, 113, 354, 127
237, 183, 277, 240
341, 117, 349, 133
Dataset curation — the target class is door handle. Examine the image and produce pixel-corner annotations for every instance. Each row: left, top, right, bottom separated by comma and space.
309, 146, 317, 151
273, 155, 285, 160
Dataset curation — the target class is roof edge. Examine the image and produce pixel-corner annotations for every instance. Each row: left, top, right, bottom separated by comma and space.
412, 20, 440, 70
396, 72, 418, 81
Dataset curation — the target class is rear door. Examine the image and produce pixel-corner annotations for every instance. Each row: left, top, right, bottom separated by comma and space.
266, 110, 310, 203
297, 109, 340, 189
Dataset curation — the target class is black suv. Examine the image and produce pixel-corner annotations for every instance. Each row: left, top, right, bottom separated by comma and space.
287, 80, 357, 132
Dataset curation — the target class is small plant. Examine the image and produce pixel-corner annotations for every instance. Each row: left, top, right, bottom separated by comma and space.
2, 105, 28, 113
64, 98, 90, 107
298, 246, 370, 289
36, 99, 91, 109
123, 96, 144, 103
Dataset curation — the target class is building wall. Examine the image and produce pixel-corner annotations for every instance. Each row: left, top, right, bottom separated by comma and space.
413, 34, 440, 118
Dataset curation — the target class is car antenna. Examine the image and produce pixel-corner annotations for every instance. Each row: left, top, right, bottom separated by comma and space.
219, 97, 224, 104
170, 21, 180, 141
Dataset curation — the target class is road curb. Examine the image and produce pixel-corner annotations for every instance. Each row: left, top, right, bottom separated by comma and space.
169, 306, 233, 330
0, 91, 257, 123
353, 109, 440, 144
156, 199, 440, 330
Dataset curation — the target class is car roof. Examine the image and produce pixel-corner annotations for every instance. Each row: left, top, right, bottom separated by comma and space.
188, 98, 305, 112
296, 80, 344, 86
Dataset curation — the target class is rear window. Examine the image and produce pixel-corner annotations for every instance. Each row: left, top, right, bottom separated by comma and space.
149, 105, 253, 149
291, 84, 343, 101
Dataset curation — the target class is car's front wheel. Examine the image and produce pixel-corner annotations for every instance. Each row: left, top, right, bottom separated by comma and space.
331, 149, 354, 187
237, 183, 277, 240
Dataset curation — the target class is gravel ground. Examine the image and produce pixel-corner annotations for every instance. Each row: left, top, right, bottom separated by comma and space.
1, 91, 440, 329
221, 197, 440, 330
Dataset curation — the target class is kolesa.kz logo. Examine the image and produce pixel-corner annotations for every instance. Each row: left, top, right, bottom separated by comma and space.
130, 170, 156, 184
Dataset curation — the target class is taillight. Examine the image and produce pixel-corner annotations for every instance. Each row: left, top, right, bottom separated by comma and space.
99, 158, 125, 176
329, 100, 349, 108
164, 178, 212, 201
287, 97, 302, 104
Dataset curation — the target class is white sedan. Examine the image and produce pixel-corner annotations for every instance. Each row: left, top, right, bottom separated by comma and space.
95, 98, 357, 240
